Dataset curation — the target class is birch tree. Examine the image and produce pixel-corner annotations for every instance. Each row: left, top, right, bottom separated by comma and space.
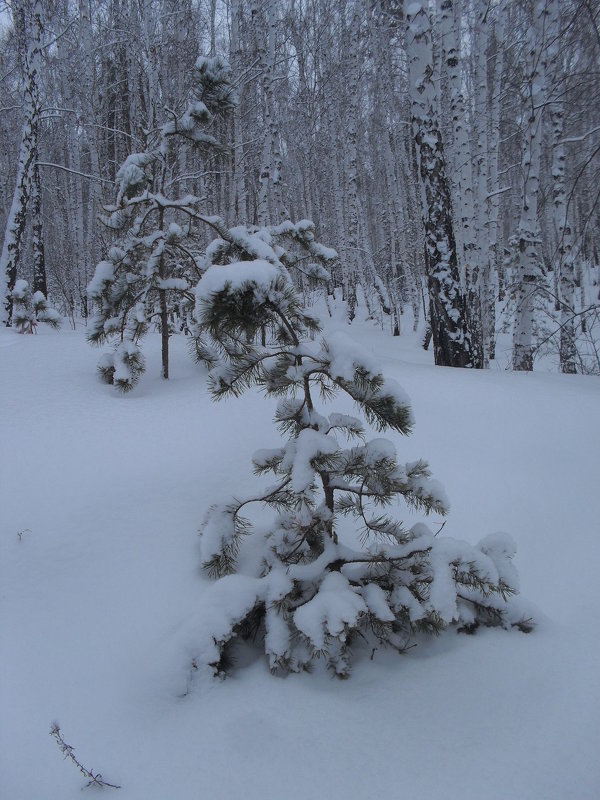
512, 0, 548, 372
484, 1, 507, 362
439, 0, 483, 366
343, 4, 366, 321
471, 5, 489, 368
0, 0, 44, 325
406, 0, 475, 368
229, 0, 247, 223
254, 0, 286, 226
547, 0, 577, 373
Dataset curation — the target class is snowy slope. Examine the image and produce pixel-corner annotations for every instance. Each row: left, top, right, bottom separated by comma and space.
1, 318, 599, 799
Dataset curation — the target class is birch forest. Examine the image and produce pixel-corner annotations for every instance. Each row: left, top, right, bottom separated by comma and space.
1, 0, 599, 374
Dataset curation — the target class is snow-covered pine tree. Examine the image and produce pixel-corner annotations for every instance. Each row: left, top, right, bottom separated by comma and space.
190, 239, 532, 679
11, 279, 60, 333
87, 55, 235, 391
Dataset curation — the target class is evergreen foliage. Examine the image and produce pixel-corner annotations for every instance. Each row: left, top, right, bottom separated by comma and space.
193, 239, 532, 679
87, 56, 236, 391
190, 217, 335, 367
11, 279, 60, 333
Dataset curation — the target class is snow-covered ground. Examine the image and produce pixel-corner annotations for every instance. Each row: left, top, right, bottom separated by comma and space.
1, 311, 599, 799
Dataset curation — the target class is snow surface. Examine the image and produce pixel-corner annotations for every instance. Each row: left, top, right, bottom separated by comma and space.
1, 306, 600, 799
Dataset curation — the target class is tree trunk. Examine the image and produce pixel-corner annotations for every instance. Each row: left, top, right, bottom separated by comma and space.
485, 1, 507, 362
342, 5, 363, 323
31, 163, 46, 296
0, 0, 43, 325
548, 0, 577, 374
407, 1, 475, 368
255, 0, 282, 226
512, 1, 548, 372
79, 0, 102, 320
158, 208, 169, 379
229, 0, 247, 223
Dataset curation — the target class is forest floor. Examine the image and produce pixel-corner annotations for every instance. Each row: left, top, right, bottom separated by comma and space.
1, 303, 599, 799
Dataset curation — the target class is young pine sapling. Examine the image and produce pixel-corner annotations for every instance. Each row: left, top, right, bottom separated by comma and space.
191, 244, 532, 678
11, 279, 60, 334
87, 56, 235, 391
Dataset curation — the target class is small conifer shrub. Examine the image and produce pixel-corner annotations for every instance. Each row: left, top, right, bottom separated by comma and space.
11, 279, 60, 333
87, 56, 235, 391
191, 238, 533, 678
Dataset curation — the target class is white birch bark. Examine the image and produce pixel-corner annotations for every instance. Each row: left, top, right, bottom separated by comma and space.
229, 0, 247, 223
484, 1, 507, 362
327, 99, 347, 278
401, 133, 425, 331
407, 0, 474, 367
256, 0, 285, 226
547, 0, 577, 373
512, 0, 548, 371
31, 162, 46, 296
79, 0, 102, 317
340, 4, 382, 320
0, 0, 44, 325
341, 4, 362, 321
382, 128, 407, 333
140, 1, 160, 134
372, 5, 407, 333
471, 5, 488, 366
439, 0, 475, 285
72, 135, 86, 300
439, 0, 483, 366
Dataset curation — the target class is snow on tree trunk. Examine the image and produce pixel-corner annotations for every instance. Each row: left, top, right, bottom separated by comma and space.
512, 1, 548, 372
439, 0, 483, 367
368, 7, 401, 325
327, 99, 347, 289
439, 0, 470, 282
229, 0, 247, 223
401, 134, 425, 332
340, 5, 385, 321
255, 0, 285, 226
0, 0, 43, 326
406, 1, 475, 368
31, 163, 46, 296
71, 122, 86, 310
341, 5, 363, 322
471, 5, 488, 368
547, 0, 577, 374
79, 0, 102, 319
382, 125, 408, 333
157, 207, 169, 381
485, 1, 507, 363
